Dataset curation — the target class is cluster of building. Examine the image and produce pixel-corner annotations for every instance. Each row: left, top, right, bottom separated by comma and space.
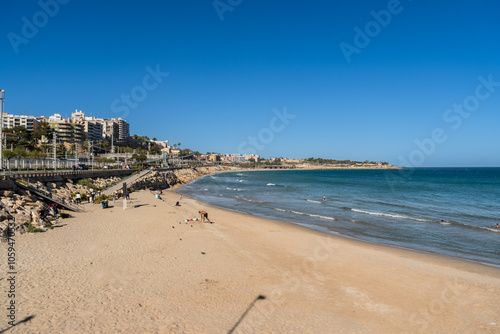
1, 111, 272, 164
1, 110, 130, 144
203, 153, 260, 163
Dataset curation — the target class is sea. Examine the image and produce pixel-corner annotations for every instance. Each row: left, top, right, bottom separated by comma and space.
178, 168, 500, 267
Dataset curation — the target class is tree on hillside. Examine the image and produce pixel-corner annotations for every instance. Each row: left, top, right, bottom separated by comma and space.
6, 126, 31, 141
32, 122, 52, 141
13, 146, 28, 158
3, 150, 14, 159
149, 143, 161, 155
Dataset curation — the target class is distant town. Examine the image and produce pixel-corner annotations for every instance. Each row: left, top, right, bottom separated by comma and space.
0, 110, 394, 169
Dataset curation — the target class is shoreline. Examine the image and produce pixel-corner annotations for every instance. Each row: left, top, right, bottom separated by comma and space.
175, 184, 500, 273
176, 170, 500, 270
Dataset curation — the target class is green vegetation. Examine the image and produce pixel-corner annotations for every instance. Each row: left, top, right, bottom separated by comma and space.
77, 178, 95, 189
3, 126, 165, 160
131, 153, 147, 162
96, 157, 116, 163
305, 157, 389, 166
26, 223, 45, 233
93, 194, 113, 204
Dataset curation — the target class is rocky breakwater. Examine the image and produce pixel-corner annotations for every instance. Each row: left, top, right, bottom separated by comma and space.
129, 166, 232, 191
0, 176, 123, 237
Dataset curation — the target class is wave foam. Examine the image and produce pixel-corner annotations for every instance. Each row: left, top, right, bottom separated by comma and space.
306, 199, 322, 204
273, 208, 337, 221
351, 208, 430, 222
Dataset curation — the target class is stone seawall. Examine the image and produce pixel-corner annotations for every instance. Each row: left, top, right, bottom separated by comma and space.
128, 166, 233, 191
0, 176, 122, 237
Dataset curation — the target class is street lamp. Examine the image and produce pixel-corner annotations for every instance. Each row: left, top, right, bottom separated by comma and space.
0, 89, 4, 171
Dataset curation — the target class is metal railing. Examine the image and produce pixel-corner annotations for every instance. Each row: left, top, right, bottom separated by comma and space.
14, 178, 85, 212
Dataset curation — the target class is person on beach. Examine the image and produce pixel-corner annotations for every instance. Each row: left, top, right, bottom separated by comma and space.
37, 208, 51, 228
48, 203, 58, 219
199, 211, 211, 223
126, 190, 130, 200
173, 201, 180, 207
75, 193, 81, 204
155, 190, 163, 200
179, 194, 182, 201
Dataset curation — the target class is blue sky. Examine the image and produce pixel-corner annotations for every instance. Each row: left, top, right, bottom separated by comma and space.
1, 0, 499, 166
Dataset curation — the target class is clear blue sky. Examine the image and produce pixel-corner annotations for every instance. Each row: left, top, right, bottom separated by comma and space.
1, 0, 499, 166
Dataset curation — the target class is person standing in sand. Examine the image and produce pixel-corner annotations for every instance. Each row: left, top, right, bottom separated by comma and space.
199, 211, 211, 223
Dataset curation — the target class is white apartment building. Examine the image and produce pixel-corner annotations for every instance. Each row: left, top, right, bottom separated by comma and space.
1, 113, 38, 132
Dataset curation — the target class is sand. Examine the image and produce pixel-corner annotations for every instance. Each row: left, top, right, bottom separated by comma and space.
1, 186, 499, 333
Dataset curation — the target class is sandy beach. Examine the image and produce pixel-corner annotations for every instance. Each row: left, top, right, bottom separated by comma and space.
2, 186, 499, 333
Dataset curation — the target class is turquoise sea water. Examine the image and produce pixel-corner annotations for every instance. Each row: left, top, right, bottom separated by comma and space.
179, 168, 500, 267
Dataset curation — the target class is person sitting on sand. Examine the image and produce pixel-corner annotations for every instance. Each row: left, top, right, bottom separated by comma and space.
173, 201, 180, 207
199, 211, 211, 223
155, 190, 163, 200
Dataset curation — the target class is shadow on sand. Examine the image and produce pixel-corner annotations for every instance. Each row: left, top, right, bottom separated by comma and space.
0, 315, 35, 333
227, 295, 266, 334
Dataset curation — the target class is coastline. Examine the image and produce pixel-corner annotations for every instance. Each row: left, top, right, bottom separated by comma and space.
178, 168, 500, 269
4, 171, 499, 333
176, 184, 500, 275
